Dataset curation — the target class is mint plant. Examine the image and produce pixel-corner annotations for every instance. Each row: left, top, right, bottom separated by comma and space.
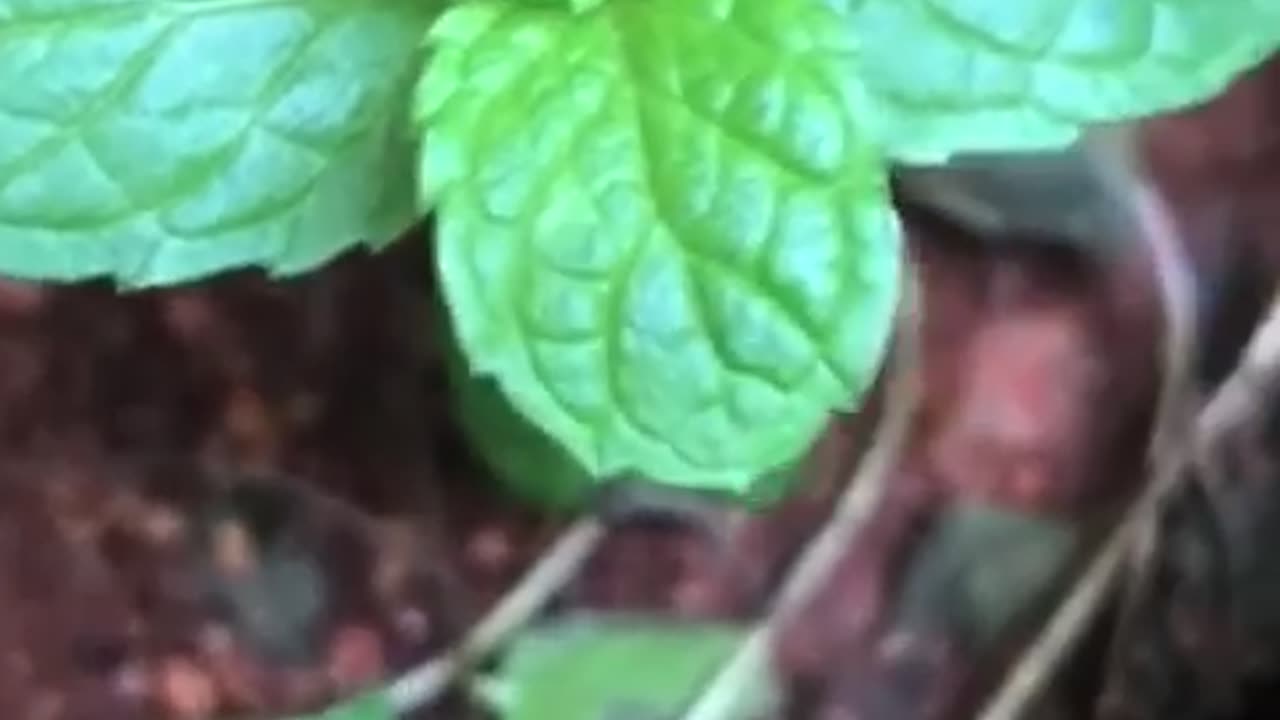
280, 690, 394, 720
5, 0, 1280, 505
0, 0, 432, 284
474, 613, 777, 720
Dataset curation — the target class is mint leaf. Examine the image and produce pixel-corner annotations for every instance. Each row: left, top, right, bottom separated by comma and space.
0, 0, 437, 286
444, 320, 596, 512
843, 0, 1280, 160
481, 614, 777, 720
445, 311, 809, 513
281, 690, 393, 719
448, 310, 812, 515
418, 1, 901, 493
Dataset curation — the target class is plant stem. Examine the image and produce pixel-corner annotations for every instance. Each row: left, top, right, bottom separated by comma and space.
976, 127, 1199, 720
387, 516, 606, 714
680, 257, 923, 720
1195, 291, 1280, 444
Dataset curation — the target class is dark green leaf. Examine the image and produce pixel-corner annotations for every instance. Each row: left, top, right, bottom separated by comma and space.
894, 501, 1077, 648
446, 320, 597, 512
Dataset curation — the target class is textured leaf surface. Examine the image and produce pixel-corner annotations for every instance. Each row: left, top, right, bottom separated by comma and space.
0, 0, 436, 286
445, 322, 596, 512
484, 614, 776, 720
844, 0, 1280, 159
447, 314, 809, 512
418, 0, 901, 493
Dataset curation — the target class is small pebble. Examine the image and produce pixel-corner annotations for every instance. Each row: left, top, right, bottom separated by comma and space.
466, 527, 511, 571
222, 387, 279, 465
326, 625, 386, 692
372, 524, 416, 602
161, 294, 217, 342
113, 661, 150, 700
157, 657, 217, 720
140, 504, 186, 547
670, 578, 719, 617
0, 278, 45, 314
196, 624, 263, 712
392, 607, 431, 644
196, 624, 236, 657
211, 520, 256, 579
279, 669, 329, 709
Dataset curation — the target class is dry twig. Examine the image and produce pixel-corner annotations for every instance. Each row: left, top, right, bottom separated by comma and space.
680, 257, 923, 720
387, 516, 606, 713
976, 127, 1200, 720
1195, 292, 1280, 445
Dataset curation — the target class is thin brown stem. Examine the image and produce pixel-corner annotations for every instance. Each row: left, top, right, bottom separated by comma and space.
680, 256, 923, 720
976, 127, 1199, 720
387, 516, 606, 713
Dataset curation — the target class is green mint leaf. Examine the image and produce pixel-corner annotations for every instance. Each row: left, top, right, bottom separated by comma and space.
444, 320, 596, 513
281, 689, 394, 719
481, 614, 778, 720
418, 0, 901, 494
445, 312, 809, 513
0, 0, 438, 286
843, 0, 1280, 160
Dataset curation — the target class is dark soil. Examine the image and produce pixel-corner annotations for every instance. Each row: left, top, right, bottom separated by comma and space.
1, 56, 1280, 720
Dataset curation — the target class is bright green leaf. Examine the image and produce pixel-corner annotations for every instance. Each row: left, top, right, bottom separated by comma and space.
843, 0, 1280, 160
281, 689, 394, 719
0, 0, 438, 287
481, 614, 777, 720
444, 318, 597, 513
417, 0, 901, 494
450, 355, 809, 513
446, 310, 810, 513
